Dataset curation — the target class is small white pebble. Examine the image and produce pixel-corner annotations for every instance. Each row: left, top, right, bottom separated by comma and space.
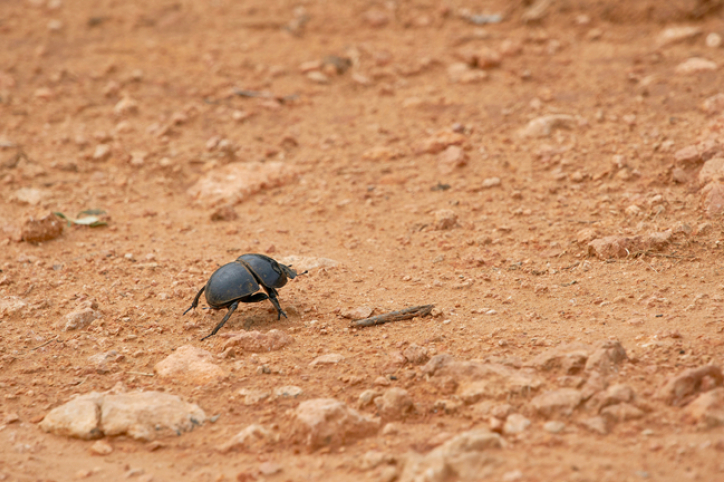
706, 32, 722, 48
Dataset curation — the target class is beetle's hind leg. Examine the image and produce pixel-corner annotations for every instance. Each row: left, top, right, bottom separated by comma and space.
184, 286, 205, 315
201, 300, 239, 341
263, 286, 287, 320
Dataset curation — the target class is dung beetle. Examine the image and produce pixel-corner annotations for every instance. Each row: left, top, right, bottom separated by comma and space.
183, 253, 304, 340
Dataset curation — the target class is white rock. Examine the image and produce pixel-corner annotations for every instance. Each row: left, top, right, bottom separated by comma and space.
62, 308, 101, 331
154, 345, 229, 384
92, 144, 111, 162
340, 306, 374, 320
40, 393, 104, 439
543, 420, 566, 433
699, 157, 724, 185
277, 256, 338, 271
675, 57, 717, 75
481, 177, 501, 189
374, 388, 413, 419
238, 388, 270, 405
100, 392, 206, 441
292, 398, 380, 449
0, 297, 28, 318
433, 209, 458, 230
310, 353, 345, 366
187, 161, 297, 207
274, 385, 303, 399
217, 424, 278, 452
518, 115, 576, 138
12, 187, 47, 205
656, 26, 702, 48
503, 414, 531, 434
707, 33, 722, 48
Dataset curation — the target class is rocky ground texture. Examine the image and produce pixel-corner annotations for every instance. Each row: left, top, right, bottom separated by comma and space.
2, 0, 724, 481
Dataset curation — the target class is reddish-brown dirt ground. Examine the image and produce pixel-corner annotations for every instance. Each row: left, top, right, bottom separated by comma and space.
2, 0, 724, 481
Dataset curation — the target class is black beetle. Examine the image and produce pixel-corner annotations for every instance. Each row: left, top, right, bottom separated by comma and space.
183, 253, 303, 340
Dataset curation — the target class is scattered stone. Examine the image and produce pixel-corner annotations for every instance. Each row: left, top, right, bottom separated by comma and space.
359, 389, 384, 408
363, 9, 390, 28
210, 205, 238, 222
702, 94, 724, 114
437, 145, 468, 174
87, 350, 119, 373
21, 213, 63, 243
521, 0, 551, 22
310, 353, 345, 366
62, 307, 101, 331
403, 344, 429, 365
274, 386, 303, 399
656, 26, 702, 48
0, 296, 28, 318
481, 177, 501, 189
675, 57, 717, 75
531, 389, 583, 418
259, 462, 283, 476
585, 340, 627, 375
543, 420, 566, 433
341, 306, 374, 320
526, 343, 590, 375
518, 115, 576, 138
154, 345, 229, 384
398, 429, 502, 482
587, 384, 636, 413
702, 182, 724, 216
374, 388, 413, 419
657, 365, 723, 406
577, 228, 599, 245
706, 32, 722, 48
187, 161, 297, 207
423, 356, 541, 402
698, 158, 724, 184
644, 231, 673, 251
674, 145, 702, 166
89, 440, 113, 455
238, 388, 270, 405
417, 130, 467, 154
217, 424, 278, 453
433, 210, 458, 230
503, 414, 530, 435
581, 416, 609, 435
13, 188, 47, 206
447, 63, 488, 84
587, 236, 637, 259
362, 146, 405, 162
683, 387, 724, 428
113, 96, 139, 116
600, 403, 644, 423
40, 393, 106, 440
222, 329, 294, 352
92, 144, 111, 162
263, 252, 327, 272
292, 398, 380, 449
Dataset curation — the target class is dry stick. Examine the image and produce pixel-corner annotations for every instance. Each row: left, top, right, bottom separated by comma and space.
351, 305, 434, 328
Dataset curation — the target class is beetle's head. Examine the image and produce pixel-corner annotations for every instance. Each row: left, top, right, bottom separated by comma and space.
280, 263, 299, 280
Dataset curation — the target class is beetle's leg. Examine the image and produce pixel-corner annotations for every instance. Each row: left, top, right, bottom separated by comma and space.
201, 300, 239, 341
263, 286, 287, 320
183, 286, 205, 315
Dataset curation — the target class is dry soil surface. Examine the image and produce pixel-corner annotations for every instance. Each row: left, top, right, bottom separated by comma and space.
2, 0, 724, 481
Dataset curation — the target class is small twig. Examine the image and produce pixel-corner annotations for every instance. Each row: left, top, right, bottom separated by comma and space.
351, 305, 434, 328
31, 335, 59, 351
127, 371, 155, 377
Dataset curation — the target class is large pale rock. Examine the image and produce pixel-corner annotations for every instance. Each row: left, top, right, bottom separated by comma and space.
585, 340, 627, 374
40, 391, 205, 441
217, 424, 278, 453
40, 393, 104, 439
398, 430, 502, 482
702, 182, 724, 217
187, 161, 297, 207
588, 236, 638, 259
292, 398, 380, 449
531, 389, 583, 418
526, 343, 590, 375
699, 158, 724, 185
101, 392, 206, 441
277, 256, 338, 271
423, 355, 541, 402
683, 387, 724, 428
657, 365, 723, 406
222, 329, 293, 352
587, 384, 636, 413
0, 297, 28, 319
374, 388, 414, 419
154, 345, 229, 384
62, 307, 101, 331
656, 26, 702, 48
518, 115, 576, 138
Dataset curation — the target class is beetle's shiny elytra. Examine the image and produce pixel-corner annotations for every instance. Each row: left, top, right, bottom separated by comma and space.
183, 254, 302, 340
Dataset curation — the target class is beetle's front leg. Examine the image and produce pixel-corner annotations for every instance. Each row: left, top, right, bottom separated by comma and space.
183, 286, 205, 315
